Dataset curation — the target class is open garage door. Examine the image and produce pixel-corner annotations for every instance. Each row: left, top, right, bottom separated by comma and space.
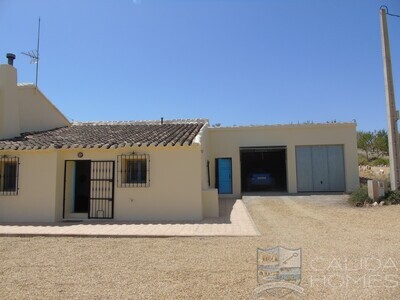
296, 145, 345, 192
240, 147, 287, 192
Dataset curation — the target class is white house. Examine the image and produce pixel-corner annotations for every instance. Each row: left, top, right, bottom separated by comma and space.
0, 54, 359, 222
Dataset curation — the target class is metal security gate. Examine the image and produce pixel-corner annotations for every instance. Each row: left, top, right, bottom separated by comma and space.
89, 161, 115, 219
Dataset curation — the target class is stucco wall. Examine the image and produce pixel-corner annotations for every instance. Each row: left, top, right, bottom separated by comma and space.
0, 145, 203, 222
0, 65, 70, 139
0, 151, 58, 222
200, 125, 211, 190
18, 86, 70, 133
0, 63, 70, 140
0, 65, 20, 139
202, 189, 219, 217
56, 145, 203, 221
207, 123, 359, 196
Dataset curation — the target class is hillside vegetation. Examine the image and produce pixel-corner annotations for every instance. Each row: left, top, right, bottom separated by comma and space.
357, 130, 389, 166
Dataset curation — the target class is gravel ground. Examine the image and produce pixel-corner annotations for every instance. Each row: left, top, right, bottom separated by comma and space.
1, 195, 400, 299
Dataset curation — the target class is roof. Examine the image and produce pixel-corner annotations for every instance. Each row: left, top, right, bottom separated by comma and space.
209, 122, 356, 131
0, 119, 207, 150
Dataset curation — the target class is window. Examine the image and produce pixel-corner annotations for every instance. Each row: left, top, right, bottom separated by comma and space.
117, 153, 149, 187
0, 156, 19, 195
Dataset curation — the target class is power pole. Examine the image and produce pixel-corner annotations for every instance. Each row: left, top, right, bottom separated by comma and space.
380, 7, 400, 190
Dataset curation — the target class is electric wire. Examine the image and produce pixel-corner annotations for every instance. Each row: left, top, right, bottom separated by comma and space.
381, 5, 400, 18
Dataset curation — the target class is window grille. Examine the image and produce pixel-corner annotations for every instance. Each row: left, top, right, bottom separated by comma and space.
0, 156, 19, 195
117, 153, 150, 188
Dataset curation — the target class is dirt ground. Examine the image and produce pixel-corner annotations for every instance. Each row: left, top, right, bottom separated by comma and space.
1, 195, 400, 299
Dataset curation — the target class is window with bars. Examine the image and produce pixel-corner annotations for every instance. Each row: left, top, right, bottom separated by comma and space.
117, 153, 150, 187
0, 156, 19, 195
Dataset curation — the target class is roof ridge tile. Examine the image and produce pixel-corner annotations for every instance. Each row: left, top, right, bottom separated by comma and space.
0, 120, 207, 150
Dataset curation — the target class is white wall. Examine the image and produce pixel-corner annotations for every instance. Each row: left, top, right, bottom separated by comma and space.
18, 86, 70, 133
200, 124, 211, 190
199, 126, 219, 217
56, 146, 203, 221
0, 151, 58, 222
0, 145, 204, 222
0, 65, 20, 139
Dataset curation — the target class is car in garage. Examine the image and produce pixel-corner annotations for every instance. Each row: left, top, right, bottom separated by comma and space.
248, 172, 275, 186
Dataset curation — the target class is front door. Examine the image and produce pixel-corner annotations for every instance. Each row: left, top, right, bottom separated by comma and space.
74, 160, 91, 213
63, 160, 115, 219
216, 158, 232, 194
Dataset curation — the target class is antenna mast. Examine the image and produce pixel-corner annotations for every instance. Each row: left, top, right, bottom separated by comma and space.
35, 17, 40, 87
21, 17, 41, 87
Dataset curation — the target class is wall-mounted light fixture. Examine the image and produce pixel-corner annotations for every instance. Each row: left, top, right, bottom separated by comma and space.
77, 152, 83, 158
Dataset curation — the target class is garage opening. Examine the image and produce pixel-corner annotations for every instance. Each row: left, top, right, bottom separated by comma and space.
240, 147, 287, 192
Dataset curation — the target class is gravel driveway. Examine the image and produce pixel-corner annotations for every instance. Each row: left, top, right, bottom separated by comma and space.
1, 195, 399, 299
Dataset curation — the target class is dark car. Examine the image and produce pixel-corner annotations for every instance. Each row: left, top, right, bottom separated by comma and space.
248, 173, 275, 186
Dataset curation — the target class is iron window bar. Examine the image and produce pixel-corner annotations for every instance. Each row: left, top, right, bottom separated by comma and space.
117, 152, 150, 188
0, 156, 19, 196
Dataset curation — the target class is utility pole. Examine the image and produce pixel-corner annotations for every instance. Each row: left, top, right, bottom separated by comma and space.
380, 7, 400, 190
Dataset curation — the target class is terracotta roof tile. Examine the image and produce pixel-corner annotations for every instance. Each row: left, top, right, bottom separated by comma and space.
0, 119, 207, 150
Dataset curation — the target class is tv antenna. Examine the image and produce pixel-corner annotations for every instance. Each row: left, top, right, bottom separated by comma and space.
21, 17, 41, 87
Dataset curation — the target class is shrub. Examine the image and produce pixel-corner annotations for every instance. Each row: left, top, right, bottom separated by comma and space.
385, 190, 400, 205
370, 157, 389, 166
358, 154, 368, 166
348, 186, 372, 206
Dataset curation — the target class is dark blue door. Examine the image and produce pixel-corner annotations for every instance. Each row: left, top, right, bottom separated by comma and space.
217, 158, 232, 194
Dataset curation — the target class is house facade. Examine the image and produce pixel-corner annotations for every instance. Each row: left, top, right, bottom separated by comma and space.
0, 56, 359, 222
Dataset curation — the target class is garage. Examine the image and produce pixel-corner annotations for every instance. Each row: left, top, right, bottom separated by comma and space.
240, 147, 287, 192
296, 145, 345, 192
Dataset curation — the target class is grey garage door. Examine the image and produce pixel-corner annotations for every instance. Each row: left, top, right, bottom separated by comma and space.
296, 145, 345, 192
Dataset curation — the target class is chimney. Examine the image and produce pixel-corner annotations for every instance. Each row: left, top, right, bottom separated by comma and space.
0, 56, 20, 139
6, 53, 16, 66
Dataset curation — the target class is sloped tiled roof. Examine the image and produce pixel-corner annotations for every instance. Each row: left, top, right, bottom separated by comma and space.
0, 119, 207, 150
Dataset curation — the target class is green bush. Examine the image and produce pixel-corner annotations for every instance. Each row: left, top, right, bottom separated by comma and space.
385, 190, 400, 205
370, 157, 389, 166
358, 154, 389, 167
358, 154, 368, 166
348, 186, 372, 206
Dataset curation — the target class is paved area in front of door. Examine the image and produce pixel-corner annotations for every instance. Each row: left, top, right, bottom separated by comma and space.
0, 199, 260, 237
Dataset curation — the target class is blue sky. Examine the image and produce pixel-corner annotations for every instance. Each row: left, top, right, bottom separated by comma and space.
1, 0, 400, 131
